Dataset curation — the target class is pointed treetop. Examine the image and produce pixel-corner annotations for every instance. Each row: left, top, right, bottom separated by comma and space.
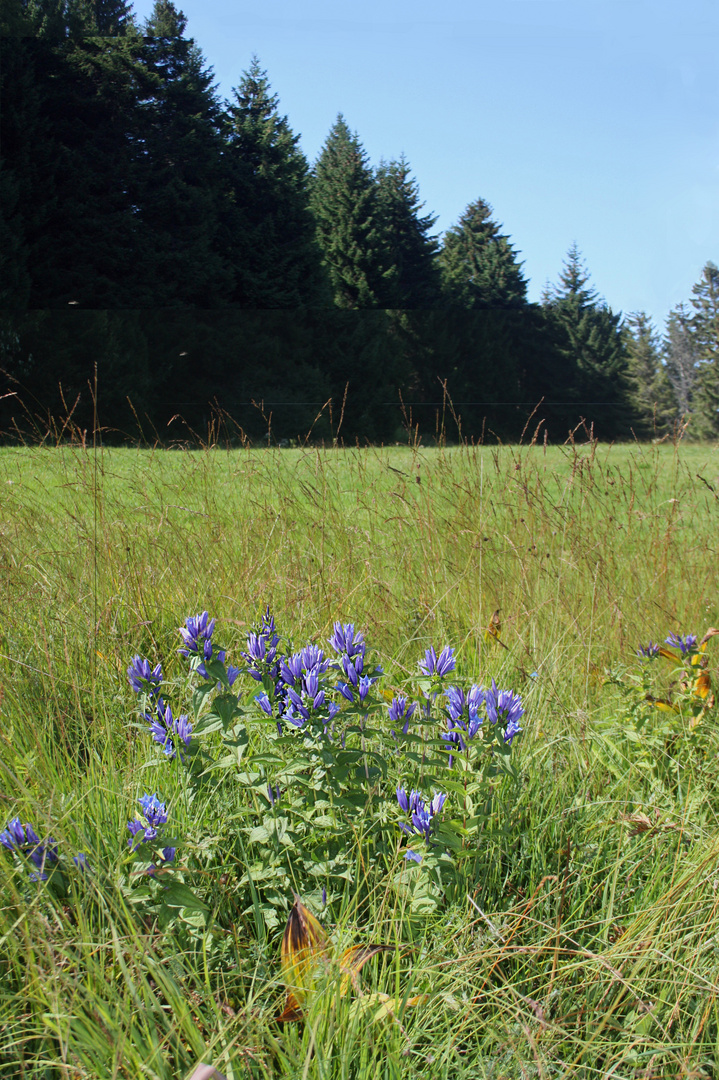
550, 243, 600, 308
145, 0, 187, 37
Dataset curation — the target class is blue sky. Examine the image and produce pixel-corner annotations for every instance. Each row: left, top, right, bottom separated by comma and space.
132, 0, 719, 328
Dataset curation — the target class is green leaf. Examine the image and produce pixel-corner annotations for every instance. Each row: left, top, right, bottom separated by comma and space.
161, 882, 209, 912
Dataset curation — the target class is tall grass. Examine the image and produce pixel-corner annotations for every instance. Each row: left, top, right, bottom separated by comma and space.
1, 438, 718, 1078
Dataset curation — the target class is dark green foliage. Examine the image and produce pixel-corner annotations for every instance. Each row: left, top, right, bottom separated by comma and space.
374, 157, 441, 309
131, 1, 231, 305
662, 302, 697, 421
221, 58, 327, 307
310, 116, 390, 308
438, 198, 528, 309
542, 245, 629, 439
623, 312, 677, 436
689, 261, 719, 438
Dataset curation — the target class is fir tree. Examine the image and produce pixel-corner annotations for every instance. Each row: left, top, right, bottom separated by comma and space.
663, 303, 698, 421
310, 116, 388, 308
438, 198, 527, 308
374, 156, 440, 308
623, 312, 676, 435
222, 57, 327, 306
543, 244, 628, 437
132, 0, 232, 305
690, 261, 719, 437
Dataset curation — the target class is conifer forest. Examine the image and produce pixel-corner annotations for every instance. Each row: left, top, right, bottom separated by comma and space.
2, 0, 719, 444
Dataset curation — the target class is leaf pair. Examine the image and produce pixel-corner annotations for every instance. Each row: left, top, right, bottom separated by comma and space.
277, 897, 392, 1022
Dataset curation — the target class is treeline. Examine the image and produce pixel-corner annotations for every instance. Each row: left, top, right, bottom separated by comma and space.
1, 0, 718, 443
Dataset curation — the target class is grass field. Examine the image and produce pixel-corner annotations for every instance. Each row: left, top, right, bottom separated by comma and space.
1, 438, 719, 1079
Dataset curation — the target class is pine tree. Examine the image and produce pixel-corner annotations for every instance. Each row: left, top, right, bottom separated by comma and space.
438, 199, 527, 308
689, 261, 719, 437
310, 116, 388, 308
624, 312, 677, 435
543, 244, 628, 437
222, 57, 327, 306
374, 156, 440, 308
663, 302, 698, 422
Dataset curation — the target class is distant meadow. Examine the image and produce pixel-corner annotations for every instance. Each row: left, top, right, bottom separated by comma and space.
2, 438, 719, 1078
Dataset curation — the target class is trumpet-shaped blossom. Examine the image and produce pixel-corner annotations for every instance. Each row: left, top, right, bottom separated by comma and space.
267, 784, 281, 806
637, 642, 660, 659
485, 679, 524, 743
1, 817, 58, 880
388, 695, 417, 735
418, 645, 456, 678
128, 793, 169, 849
243, 607, 281, 681
127, 656, 163, 696
665, 633, 698, 656
145, 701, 192, 760
442, 684, 484, 759
329, 622, 365, 661
179, 612, 226, 678
397, 788, 447, 842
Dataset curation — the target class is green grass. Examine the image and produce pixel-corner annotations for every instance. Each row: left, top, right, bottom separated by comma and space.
1, 438, 719, 1079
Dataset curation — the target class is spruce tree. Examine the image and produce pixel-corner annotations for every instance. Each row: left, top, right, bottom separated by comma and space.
438, 199, 527, 308
623, 312, 676, 435
310, 116, 388, 308
689, 261, 719, 437
543, 245, 628, 437
132, 0, 231, 305
222, 57, 327, 306
663, 302, 698, 422
374, 156, 440, 308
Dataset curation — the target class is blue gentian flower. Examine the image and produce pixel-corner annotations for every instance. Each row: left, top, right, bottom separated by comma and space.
145, 701, 192, 760
1, 816, 58, 880
404, 850, 423, 863
397, 789, 447, 842
388, 695, 417, 736
637, 642, 660, 659
418, 645, 456, 678
484, 679, 524, 742
665, 633, 698, 656
127, 656, 163, 696
329, 622, 365, 660
179, 612, 218, 677
128, 793, 170, 850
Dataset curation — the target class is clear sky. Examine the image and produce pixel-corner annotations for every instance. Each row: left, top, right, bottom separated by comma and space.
131, 0, 719, 328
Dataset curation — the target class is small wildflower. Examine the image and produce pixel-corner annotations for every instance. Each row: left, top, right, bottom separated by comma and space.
127, 655, 163, 696
0, 817, 58, 880
485, 679, 524, 741
665, 633, 698, 656
267, 784, 281, 806
329, 622, 365, 660
418, 645, 456, 678
404, 850, 423, 863
388, 695, 417, 735
128, 793, 169, 849
145, 701, 192, 759
179, 612, 217, 677
637, 642, 660, 659
73, 852, 89, 872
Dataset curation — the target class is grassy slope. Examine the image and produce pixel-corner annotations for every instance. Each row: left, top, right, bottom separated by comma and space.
1, 439, 719, 1078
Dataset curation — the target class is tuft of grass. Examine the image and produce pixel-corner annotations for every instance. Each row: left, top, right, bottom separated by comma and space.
1, 438, 718, 1078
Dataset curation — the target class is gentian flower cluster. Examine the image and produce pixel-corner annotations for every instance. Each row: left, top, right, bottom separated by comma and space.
127, 793, 176, 873
388, 694, 417, 736
179, 611, 238, 682
484, 679, 524, 744
665, 633, 698, 656
396, 787, 447, 847
418, 645, 456, 678
637, 641, 661, 659
0, 817, 59, 881
273, 645, 339, 730
127, 656, 163, 696
330, 622, 381, 705
145, 701, 192, 760
442, 684, 485, 761
243, 607, 282, 683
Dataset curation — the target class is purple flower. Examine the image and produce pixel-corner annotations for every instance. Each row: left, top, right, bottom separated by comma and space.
128, 793, 170, 851
485, 679, 524, 742
329, 622, 365, 660
179, 612, 219, 677
399, 790, 447, 842
418, 645, 456, 678
73, 852, 89, 872
1, 817, 58, 880
404, 850, 423, 863
665, 633, 698, 656
388, 695, 417, 736
145, 702, 192, 760
637, 642, 660, 659
267, 784, 281, 806
255, 691, 273, 716
127, 655, 163, 696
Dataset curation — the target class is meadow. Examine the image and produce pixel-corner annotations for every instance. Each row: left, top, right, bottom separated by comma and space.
1, 437, 719, 1079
